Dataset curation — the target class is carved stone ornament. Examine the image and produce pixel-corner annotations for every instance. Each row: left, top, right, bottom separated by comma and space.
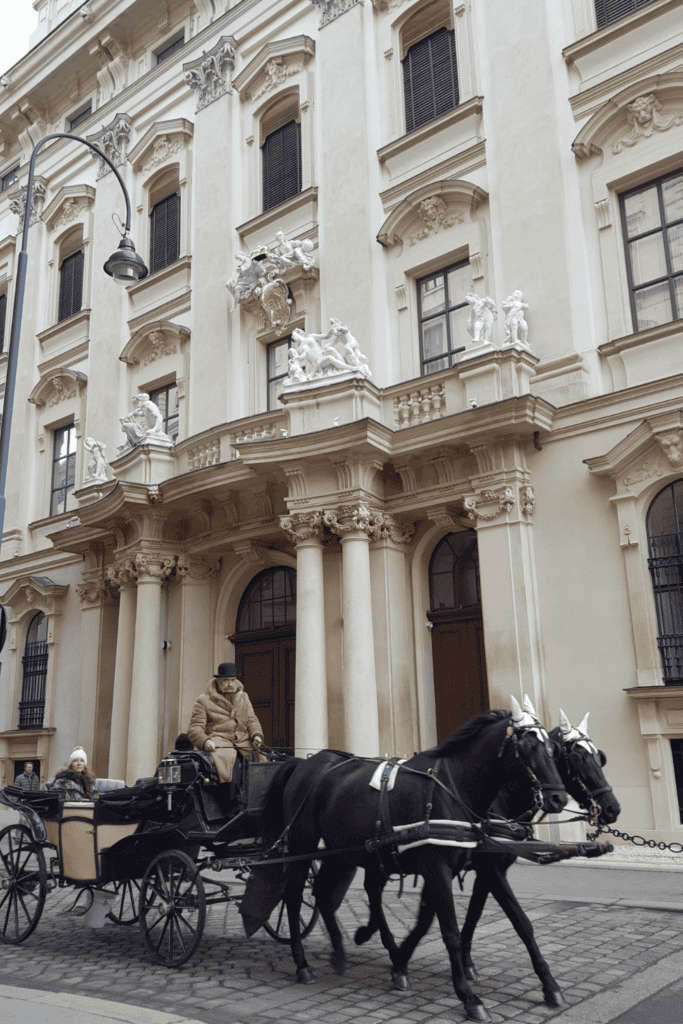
622, 455, 669, 490
251, 58, 305, 102
519, 485, 535, 517
465, 293, 498, 345
656, 430, 683, 469
502, 291, 530, 349
82, 437, 109, 485
118, 393, 173, 456
87, 114, 132, 179
134, 553, 177, 580
283, 318, 372, 388
409, 196, 463, 245
52, 198, 89, 231
463, 487, 515, 522
323, 505, 413, 543
280, 511, 323, 542
142, 329, 178, 365
311, 0, 362, 27
227, 231, 315, 330
47, 374, 78, 407
106, 559, 138, 588
76, 573, 114, 605
613, 95, 683, 154
140, 136, 182, 174
183, 37, 236, 111
9, 178, 47, 231
176, 558, 221, 580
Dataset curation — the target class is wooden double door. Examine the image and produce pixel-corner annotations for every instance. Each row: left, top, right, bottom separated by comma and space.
429, 607, 489, 742
233, 627, 295, 751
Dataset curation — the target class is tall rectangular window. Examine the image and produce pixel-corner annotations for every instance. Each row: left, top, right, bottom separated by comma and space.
50, 423, 77, 516
594, 0, 658, 29
267, 336, 292, 410
57, 249, 84, 322
418, 260, 470, 375
155, 32, 185, 65
150, 191, 180, 274
0, 292, 6, 354
621, 169, 683, 333
262, 119, 302, 213
149, 383, 179, 442
403, 27, 458, 134
68, 103, 92, 132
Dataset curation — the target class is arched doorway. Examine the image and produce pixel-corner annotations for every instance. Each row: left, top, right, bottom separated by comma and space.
647, 479, 683, 683
229, 567, 296, 750
428, 531, 489, 741
19, 612, 48, 730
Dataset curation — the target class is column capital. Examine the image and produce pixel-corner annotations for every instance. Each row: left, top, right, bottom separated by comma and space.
134, 552, 177, 582
323, 505, 413, 544
280, 511, 323, 543
183, 36, 236, 111
176, 557, 222, 580
76, 570, 117, 606
463, 487, 516, 523
106, 558, 138, 588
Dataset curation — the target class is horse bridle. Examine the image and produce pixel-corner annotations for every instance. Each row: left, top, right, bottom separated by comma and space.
497, 725, 561, 819
559, 740, 613, 824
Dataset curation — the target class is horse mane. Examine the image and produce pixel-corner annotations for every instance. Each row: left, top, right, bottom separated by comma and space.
427, 710, 510, 757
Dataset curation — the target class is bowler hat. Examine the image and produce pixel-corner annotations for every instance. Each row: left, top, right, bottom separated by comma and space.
215, 662, 240, 678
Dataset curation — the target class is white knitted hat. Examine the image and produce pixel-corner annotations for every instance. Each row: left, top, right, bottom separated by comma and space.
69, 746, 87, 766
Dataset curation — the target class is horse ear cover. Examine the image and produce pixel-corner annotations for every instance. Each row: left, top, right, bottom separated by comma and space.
510, 695, 524, 723
559, 708, 572, 735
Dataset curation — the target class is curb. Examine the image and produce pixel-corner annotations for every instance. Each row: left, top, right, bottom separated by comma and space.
0, 985, 207, 1024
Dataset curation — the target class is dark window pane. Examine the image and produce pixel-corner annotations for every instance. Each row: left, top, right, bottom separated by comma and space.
58, 250, 84, 322
0, 292, 8, 354
262, 120, 301, 213
403, 28, 458, 134
429, 532, 481, 611
236, 568, 298, 632
19, 613, 48, 729
150, 192, 180, 274
595, 0, 659, 30
68, 104, 92, 131
418, 259, 469, 376
155, 33, 185, 65
647, 482, 683, 683
149, 383, 179, 443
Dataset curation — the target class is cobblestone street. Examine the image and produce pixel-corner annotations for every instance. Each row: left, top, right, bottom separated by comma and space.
2, 868, 683, 1024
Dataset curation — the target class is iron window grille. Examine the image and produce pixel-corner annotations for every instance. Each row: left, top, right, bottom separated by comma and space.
237, 568, 297, 632
149, 191, 180, 275
267, 336, 292, 410
68, 103, 92, 132
19, 613, 48, 730
0, 292, 6, 354
1, 166, 19, 191
429, 531, 481, 611
647, 479, 683, 684
594, 0, 658, 30
620, 168, 683, 333
149, 382, 179, 443
418, 260, 470, 375
262, 120, 302, 213
50, 423, 77, 517
155, 32, 185, 65
57, 249, 84, 323
403, 27, 459, 135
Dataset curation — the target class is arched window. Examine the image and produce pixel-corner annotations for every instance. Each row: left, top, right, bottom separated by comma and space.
57, 228, 84, 322
261, 95, 302, 213
429, 531, 480, 611
236, 567, 297, 632
19, 612, 48, 729
401, 1, 459, 134
149, 169, 180, 275
647, 480, 683, 684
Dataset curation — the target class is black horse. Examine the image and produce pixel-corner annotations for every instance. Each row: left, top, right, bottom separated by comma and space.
352, 709, 621, 1008
271, 706, 567, 1023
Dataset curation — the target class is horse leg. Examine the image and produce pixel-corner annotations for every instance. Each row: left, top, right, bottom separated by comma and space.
387, 888, 436, 991
313, 857, 356, 975
284, 860, 315, 984
488, 862, 565, 1007
460, 859, 494, 981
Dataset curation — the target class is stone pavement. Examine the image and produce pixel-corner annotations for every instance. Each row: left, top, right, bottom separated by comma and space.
2, 860, 683, 1024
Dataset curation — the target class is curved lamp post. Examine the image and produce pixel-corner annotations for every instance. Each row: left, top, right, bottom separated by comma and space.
0, 133, 148, 556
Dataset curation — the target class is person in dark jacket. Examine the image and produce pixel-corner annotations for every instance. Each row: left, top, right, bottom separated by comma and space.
15, 761, 39, 792
50, 746, 97, 801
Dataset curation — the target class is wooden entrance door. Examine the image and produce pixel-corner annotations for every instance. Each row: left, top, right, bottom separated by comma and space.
429, 532, 489, 742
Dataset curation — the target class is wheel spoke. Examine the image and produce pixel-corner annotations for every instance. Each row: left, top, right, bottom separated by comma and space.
154, 913, 171, 954
175, 913, 197, 937
15, 890, 32, 925
172, 915, 187, 954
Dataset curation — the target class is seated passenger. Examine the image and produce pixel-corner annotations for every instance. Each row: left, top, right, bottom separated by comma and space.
51, 746, 97, 801
188, 663, 265, 783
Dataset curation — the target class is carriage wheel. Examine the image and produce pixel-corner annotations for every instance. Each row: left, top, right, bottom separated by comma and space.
0, 824, 47, 944
263, 861, 319, 943
139, 850, 206, 967
106, 878, 141, 926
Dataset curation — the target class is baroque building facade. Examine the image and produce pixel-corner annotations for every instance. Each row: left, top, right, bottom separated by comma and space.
0, 0, 683, 846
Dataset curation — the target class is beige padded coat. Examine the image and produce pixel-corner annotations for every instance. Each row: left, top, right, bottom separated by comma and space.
187, 678, 265, 783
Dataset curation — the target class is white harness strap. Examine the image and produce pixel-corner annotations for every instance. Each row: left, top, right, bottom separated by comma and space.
392, 818, 478, 853
369, 760, 406, 792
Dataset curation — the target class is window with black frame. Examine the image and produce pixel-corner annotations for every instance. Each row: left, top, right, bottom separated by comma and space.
620, 169, 683, 333
647, 479, 683, 684
594, 0, 658, 30
417, 260, 470, 375
58, 248, 84, 322
19, 612, 48, 730
267, 336, 292, 410
261, 99, 301, 213
402, 4, 458, 135
50, 423, 77, 516
68, 103, 92, 132
155, 32, 185, 65
0, 291, 6, 354
1, 165, 19, 192
149, 190, 180, 275
149, 382, 179, 443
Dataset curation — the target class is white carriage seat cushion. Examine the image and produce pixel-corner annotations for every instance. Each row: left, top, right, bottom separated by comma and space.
94, 778, 126, 792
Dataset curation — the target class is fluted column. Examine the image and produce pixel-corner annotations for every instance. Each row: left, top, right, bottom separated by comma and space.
324, 505, 380, 757
281, 512, 328, 756
126, 553, 176, 785
106, 560, 138, 781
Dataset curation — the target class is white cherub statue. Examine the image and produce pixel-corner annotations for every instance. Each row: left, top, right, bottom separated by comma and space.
83, 437, 109, 484
465, 293, 497, 345
502, 290, 530, 348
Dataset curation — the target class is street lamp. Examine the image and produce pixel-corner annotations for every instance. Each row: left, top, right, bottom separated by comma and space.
0, 133, 148, 553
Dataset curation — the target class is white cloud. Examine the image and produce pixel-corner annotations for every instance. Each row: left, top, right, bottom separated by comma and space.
0, 1, 37, 77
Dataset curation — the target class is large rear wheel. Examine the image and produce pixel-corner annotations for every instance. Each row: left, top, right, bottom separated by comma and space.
0, 824, 47, 944
139, 850, 206, 966
263, 861, 319, 943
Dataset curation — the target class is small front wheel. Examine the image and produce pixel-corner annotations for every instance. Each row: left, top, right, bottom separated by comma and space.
105, 878, 141, 926
263, 861, 319, 943
139, 850, 206, 966
0, 824, 47, 944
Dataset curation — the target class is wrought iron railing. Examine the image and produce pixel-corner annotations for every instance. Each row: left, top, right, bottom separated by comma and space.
647, 533, 683, 684
18, 640, 48, 729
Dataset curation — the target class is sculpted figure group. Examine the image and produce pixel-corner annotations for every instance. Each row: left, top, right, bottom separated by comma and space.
284, 318, 372, 387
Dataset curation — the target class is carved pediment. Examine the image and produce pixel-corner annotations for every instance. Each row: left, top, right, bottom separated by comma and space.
120, 321, 190, 366
0, 575, 69, 622
377, 179, 488, 248
572, 73, 683, 162
585, 410, 683, 496
42, 185, 96, 232
127, 118, 194, 174
28, 368, 87, 408
233, 35, 315, 103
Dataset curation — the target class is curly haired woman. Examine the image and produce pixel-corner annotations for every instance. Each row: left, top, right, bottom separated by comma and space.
50, 746, 97, 801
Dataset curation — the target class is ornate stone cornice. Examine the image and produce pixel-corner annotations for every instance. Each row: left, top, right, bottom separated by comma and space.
183, 36, 236, 111
8, 177, 48, 231
311, 0, 362, 28
463, 487, 515, 522
280, 511, 323, 542
86, 113, 132, 179
0, 575, 69, 622
322, 504, 413, 543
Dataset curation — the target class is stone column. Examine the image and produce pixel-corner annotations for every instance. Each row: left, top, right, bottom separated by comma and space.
126, 553, 175, 785
75, 570, 118, 777
324, 505, 380, 756
280, 512, 328, 755
173, 559, 221, 747
106, 560, 138, 782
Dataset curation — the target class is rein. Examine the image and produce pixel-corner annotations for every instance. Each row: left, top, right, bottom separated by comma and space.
558, 741, 613, 824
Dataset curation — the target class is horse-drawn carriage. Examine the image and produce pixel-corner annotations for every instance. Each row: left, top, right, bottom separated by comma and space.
0, 746, 317, 967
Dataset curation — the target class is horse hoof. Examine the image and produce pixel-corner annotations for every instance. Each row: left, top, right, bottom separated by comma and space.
465, 1003, 492, 1023
391, 970, 409, 991
354, 926, 372, 945
331, 951, 347, 975
297, 967, 314, 984
544, 988, 566, 1008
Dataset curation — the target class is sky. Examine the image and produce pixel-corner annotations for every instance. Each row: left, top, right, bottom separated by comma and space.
0, 2, 37, 77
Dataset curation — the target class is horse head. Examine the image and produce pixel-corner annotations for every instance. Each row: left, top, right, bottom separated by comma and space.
501, 695, 567, 817
552, 710, 620, 825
